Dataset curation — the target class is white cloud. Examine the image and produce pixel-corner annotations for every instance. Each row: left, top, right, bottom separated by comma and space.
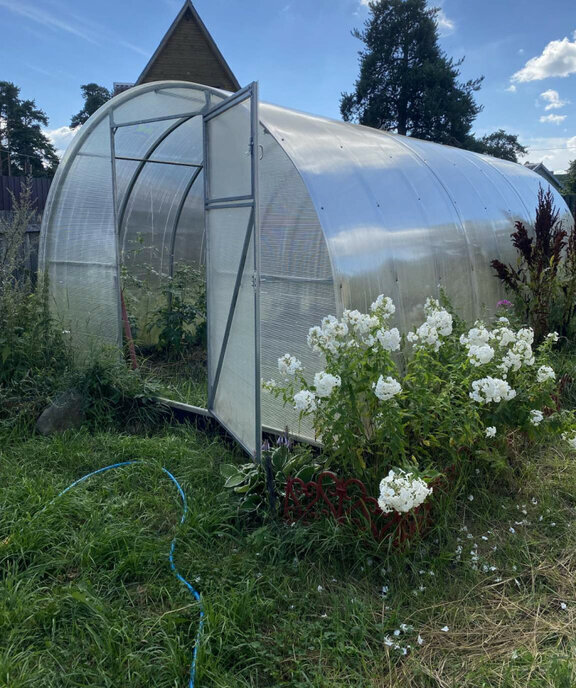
506, 84, 517, 93
436, 9, 455, 36
540, 89, 569, 110
539, 114, 567, 125
512, 34, 576, 82
44, 126, 78, 157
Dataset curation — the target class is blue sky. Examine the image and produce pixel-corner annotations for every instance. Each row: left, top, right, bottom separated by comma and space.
1, 0, 575, 171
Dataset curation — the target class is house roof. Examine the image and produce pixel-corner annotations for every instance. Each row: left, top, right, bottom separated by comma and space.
136, 0, 240, 91
523, 162, 562, 190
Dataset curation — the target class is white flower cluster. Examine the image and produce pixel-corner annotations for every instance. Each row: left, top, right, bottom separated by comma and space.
293, 390, 317, 413
278, 354, 302, 377
370, 294, 396, 318
407, 298, 453, 352
377, 469, 433, 514
536, 365, 556, 383
485, 426, 497, 438
306, 295, 398, 354
313, 371, 341, 398
342, 309, 379, 346
373, 375, 402, 401
459, 321, 542, 378
376, 327, 401, 352
469, 376, 517, 404
562, 432, 576, 450
529, 410, 544, 426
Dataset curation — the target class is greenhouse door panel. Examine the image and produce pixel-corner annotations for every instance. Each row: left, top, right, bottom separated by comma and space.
204, 83, 261, 461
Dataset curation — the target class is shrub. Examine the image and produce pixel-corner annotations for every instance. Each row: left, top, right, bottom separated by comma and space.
491, 186, 576, 343
263, 294, 575, 491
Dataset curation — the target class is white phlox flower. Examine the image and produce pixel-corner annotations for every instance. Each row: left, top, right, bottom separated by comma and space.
470, 376, 517, 404
492, 326, 516, 348
547, 331, 559, 342
373, 375, 402, 401
562, 432, 576, 450
467, 344, 495, 366
529, 410, 544, 426
293, 390, 317, 412
460, 323, 491, 348
313, 371, 341, 398
278, 354, 302, 377
485, 426, 497, 438
378, 469, 433, 514
409, 300, 453, 351
376, 327, 401, 352
343, 309, 379, 345
370, 294, 396, 318
536, 365, 555, 383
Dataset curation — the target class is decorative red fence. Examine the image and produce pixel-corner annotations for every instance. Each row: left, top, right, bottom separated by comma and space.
284, 470, 451, 544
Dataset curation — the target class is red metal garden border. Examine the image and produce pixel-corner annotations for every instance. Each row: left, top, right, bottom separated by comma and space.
283, 469, 452, 544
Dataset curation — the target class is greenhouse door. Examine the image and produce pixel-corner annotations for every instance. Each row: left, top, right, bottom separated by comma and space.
204, 83, 261, 462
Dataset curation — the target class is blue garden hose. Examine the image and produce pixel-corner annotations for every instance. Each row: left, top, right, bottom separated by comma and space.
32, 460, 204, 688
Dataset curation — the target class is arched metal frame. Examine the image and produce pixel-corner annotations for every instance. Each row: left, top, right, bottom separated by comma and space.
40, 80, 574, 453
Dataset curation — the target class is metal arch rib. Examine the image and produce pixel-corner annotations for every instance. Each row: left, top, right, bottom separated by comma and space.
167, 165, 204, 280
115, 114, 196, 248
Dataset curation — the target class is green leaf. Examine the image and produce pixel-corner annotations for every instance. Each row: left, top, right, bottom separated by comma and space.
220, 464, 239, 479
224, 473, 245, 488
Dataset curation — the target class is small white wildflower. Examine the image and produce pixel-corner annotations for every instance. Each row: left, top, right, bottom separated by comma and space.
509, 527, 516, 534
441, 626, 449, 632
373, 375, 402, 402
317, 585, 323, 593
468, 494, 474, 501
547, 331, 559, 342
467, 344, 495, 366
560, 602, 567, 610
562, 432, 576, 450
529, 410, 544, 426
417, 635, 424, 645
485, 426, 497, 438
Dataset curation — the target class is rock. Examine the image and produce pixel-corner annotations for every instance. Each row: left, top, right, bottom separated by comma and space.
35, 389, 86, 435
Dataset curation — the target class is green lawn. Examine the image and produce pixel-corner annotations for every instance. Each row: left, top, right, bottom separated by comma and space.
1, 426, 575, 687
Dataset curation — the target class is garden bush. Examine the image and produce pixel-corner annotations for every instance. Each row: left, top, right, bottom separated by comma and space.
263, 293, 575, 516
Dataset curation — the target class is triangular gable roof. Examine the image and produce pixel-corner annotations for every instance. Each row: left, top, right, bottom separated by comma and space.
524, 162, 562, 190
136, 0, 240, 91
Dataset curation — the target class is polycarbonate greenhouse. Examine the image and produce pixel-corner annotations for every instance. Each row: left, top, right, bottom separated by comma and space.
40, 80, 573, 460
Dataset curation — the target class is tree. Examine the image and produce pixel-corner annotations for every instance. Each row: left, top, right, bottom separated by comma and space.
466, 129, 527, 163
0, 82, 59, 177
341, 0, 483, 147
341, 0, 526, 161
70, 83, 112, 128
564, 159, 576, 194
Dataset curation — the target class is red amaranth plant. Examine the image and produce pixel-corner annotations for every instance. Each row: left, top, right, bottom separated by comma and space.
491, 187, 576, 343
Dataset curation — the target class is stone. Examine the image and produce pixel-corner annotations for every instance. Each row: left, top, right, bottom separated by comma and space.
35, 389, 86, 435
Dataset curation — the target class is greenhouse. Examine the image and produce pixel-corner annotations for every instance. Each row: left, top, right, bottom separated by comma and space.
40, 80, 573, 461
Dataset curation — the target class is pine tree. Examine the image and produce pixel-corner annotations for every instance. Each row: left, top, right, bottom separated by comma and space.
70, 83, 112, 128
0, 82, 59, 177
341, 0, 483, 147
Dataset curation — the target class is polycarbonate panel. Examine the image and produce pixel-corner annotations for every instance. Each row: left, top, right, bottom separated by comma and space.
206, 101, 252, 199
258, 125, 335, 439
121, 162, 196, 279
114, 119, 183, 159
172, 170, 205, 266
41, 118, 120, 349
149, 116, 204, 165
207, 206, 256, 452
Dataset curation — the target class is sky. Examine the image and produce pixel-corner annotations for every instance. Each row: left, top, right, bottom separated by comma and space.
1, 0, 575, 172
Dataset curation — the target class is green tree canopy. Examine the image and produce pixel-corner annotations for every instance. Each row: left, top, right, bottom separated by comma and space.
70, 83, 112, 128
466, 129, 528, 163
341, 0, 526, 162
0, 81, 59, 177
564, 159, 576, 194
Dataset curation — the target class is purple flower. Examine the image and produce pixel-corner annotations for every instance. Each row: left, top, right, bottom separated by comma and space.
497, 300, 513, 308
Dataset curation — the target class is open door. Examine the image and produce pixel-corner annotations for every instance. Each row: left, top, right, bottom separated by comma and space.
204, 83, 261, 462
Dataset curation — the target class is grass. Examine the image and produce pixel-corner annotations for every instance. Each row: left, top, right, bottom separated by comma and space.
1, 424, 576, 687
